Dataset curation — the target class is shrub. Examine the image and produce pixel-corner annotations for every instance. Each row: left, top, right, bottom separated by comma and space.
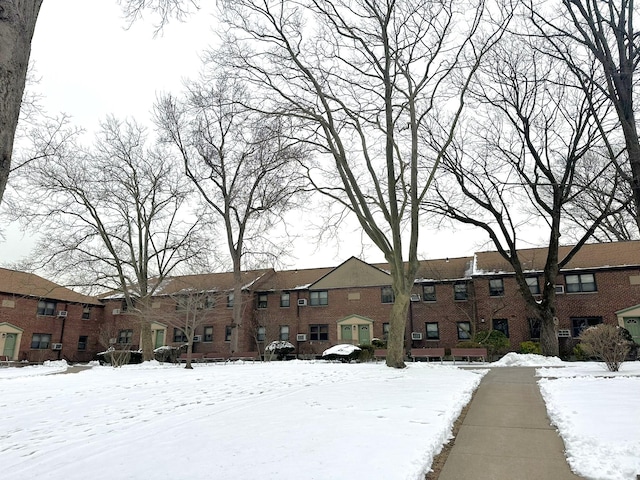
455, 340, 483, 349
371, 338, 387, 349
519, 341, 541, 355
473, 330, 510, 360
572, 343, 589, 361
357, 344, 375, 362
579, 324, 633, 372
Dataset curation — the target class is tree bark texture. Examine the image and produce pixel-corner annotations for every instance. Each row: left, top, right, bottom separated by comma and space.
0, 0, 42, 203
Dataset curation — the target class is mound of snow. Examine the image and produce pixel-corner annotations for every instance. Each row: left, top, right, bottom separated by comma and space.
492, 352, 565, 367
322, 344, 361, 356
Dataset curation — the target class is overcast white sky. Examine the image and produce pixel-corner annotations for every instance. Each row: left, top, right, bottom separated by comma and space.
0, 1, 499, 271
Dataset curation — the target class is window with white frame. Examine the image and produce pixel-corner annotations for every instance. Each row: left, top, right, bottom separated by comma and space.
565, 273, 597, 293
31, 333, 51, 349
310, 290, 328, 306
382, 322, 390, 341
173, 328, 187, 343
457, 322, 471, 340
257, 293, 268, 309
489, 278, 504, 297
526, 277, 540, 295
203, 326, 213, 342
454, 282, 468, 301
257, 326, 266, 342
380, 287, 394, 304
280, 292, 290, 307
279, 325, 290, 341
227, 293, 234, 307
82, 305, 91, 320
422, 284, 436, 302
78, 335, 88, 351
36, 300, 56, 316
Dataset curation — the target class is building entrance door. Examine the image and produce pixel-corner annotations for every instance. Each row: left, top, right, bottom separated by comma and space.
3, 333, 17, 359
623, 317, 640, 344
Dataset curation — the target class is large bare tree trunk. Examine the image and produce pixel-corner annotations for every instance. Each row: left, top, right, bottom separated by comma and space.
386, 292, 409, 368
0, 0, 42, 203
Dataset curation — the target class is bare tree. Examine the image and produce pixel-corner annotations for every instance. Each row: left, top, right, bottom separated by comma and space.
213, 0, 510, 367
155, 74, 308, 354
0, 0, 43, 205
8, 116, 206, 361
161, 288, 222, 369
528, 0, 640, 233
427, 32, 621, 356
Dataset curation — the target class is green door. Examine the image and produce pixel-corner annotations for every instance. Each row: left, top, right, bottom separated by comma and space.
3, 333, 17, 359
358, 325, 370, 345
154, 330, 165, 349
341, 325, 353, 342
624, 317, 640, 344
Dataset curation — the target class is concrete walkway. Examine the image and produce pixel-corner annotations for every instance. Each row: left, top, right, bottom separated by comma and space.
438, 367, 582, 480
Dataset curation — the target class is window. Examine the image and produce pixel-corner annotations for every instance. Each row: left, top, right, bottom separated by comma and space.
422, 284, 436, 302
257, 293, 268, 309
310, 324, 329, 341
493, 318, 509, 338
528, 317, 541, 339
565, 273, 597, 293
118, 329, 133, 345
78, 335, 88, 351
381, 286, 395, 304
173, 328, 187, 343
309, 290, 328, 306
225, 325, 232, 342
425, 322, 439, 340
204, 295, 215, 309
82, 305, 91, 320
571, 316, 603, 338
31, 333, 51, 349
176, 297, 189, 311
457, 322, 471, 340
257, 326, 266, 342
203, 326, 213, 342
454, 282, 468, 301
280, 292, 290, 308
227, 293, 234, 307
489, 278, 504, 296
37, 300, 56, 316
279, 325, 290, 341
382, 322, 390, 341
526, 277, 540, 295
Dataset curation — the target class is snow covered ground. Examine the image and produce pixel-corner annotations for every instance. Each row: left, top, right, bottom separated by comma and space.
0, 355, 638, 480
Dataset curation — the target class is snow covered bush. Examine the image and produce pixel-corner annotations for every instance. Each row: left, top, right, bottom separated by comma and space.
578, 324, 633, 372
264, 341, 295, 360
322, 344, 361, 363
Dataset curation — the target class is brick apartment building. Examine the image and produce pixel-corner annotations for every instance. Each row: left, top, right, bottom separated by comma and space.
2, 240, 640, 362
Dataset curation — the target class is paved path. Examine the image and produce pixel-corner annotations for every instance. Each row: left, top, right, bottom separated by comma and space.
438, 367, 582, 480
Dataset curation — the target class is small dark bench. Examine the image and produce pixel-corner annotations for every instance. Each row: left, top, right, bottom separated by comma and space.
450, 348, 487, 364
374, 349, 388, 361
203, 352, 227, 362
410, 348, 445, 363
179, 353, 205, 363
227, 352, 260, 362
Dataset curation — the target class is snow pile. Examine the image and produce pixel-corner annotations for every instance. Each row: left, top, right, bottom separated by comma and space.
0, 360, 68, 379
538, 361, 640, 378
540, 375, 640, 480
491, 352, 565, 367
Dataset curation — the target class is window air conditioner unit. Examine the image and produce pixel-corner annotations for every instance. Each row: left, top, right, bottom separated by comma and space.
51, 343, 63, 350
557, 329, 571, 338
109, 338, 117, 345
297, 299, 307, 306
411, 332, 423, 340
555, 285, 565, 294
410, 294, 421, 302
112, 308, 121, 315
192, 335, 202, 342
57, 310, 68, 318
296, 334, 307, 341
